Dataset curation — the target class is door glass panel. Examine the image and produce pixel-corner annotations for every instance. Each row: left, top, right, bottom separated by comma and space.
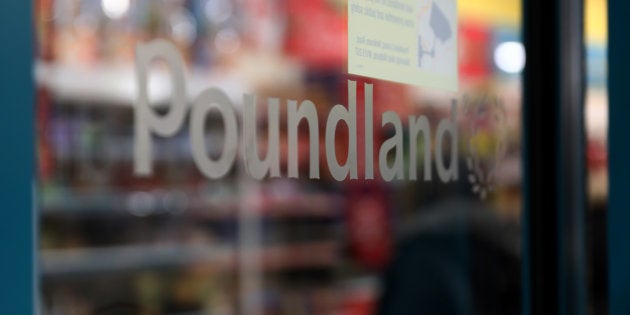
584, 0, 608, 313
35, 0, 523, 314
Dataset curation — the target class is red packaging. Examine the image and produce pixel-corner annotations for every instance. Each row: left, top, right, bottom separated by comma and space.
283, 0, 347, 68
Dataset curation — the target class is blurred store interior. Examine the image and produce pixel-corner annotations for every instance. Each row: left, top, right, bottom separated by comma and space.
34, 0, 607, 314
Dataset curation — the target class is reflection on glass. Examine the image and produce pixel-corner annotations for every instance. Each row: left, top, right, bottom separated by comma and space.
35, 0, 524, 314
584, 0, 608, 314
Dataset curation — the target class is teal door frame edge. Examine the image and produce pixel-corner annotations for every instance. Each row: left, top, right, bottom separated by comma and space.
609, 1, 630, 314
0, 1, 34, 314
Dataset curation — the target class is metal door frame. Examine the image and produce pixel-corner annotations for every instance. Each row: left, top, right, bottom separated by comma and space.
0, 1, 34, 314
523, 0, 587, 314
608, 1, 630, 314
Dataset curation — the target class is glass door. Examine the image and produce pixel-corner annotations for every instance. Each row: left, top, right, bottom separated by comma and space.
33, 1, 527, 314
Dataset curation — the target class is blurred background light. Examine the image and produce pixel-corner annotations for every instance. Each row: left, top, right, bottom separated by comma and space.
101, 0, 130, 20
494, 41, 525, 74
204, 0, 233, 25
215, 28, 241, 54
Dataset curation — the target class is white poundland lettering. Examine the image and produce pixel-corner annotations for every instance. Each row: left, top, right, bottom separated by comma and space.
134, 40, 461, 182
325, 81, 358, 181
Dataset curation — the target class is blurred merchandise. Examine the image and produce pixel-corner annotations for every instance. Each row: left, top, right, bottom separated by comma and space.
35, 0, 531, 314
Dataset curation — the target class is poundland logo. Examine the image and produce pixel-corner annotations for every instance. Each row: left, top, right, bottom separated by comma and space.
134, 40, 506, 197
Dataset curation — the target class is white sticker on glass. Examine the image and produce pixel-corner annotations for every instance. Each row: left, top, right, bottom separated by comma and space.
348, 0, 458, 91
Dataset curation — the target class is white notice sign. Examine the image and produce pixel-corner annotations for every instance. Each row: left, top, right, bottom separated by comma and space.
348, 0, 458, 91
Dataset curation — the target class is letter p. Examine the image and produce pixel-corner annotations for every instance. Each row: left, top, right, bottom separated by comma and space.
134, 40, 187, 176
